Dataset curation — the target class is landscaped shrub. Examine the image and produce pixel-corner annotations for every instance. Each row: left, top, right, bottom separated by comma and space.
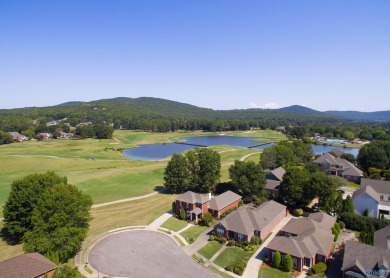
180, 206, 186, 220
250, 235, 262, 245
283, 254, 293, 272
201, 212, 213, 227
334, 223, 341, 233
209, 235, 215, 241
311, 262, 327, 274
295, 208, 304, 217
274, 251, 281, 268
212, 235, 227, 244
172, 202, 176, 215
225, 264, 234, 272
338, 221, 345, 230
233, 260, 247, 276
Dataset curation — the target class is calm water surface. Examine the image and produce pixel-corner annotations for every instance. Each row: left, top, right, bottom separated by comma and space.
122, 136, 360, 160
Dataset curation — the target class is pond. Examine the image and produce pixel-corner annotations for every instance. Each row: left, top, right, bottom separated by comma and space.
122, 136, 360, 160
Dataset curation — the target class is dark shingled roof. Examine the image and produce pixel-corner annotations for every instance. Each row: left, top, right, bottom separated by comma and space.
270, 167, 286, 181
374, 225, 390, 250
209, 190, 241, 211
0, 253, 57, 278
314, 153, 363, 177
267, 212, 336, 258
265, 180, 281, 190
218, 200, 286, 236
176, 191, 210, 204
342, 241, 390, 277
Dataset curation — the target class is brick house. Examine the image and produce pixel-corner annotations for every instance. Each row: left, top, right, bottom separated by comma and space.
266, 212, 336, 272
214, 200, 287, 241
209, 191, 242, 218
0, 253, 57, 278
175, 191, 211, 222
175, 190, 242, 222
313, 152, 363, 183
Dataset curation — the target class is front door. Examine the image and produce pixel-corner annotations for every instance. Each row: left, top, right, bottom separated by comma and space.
304, 257, 311, 267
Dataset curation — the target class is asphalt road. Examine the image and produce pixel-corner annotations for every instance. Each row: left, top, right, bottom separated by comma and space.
88, 230, 217, 278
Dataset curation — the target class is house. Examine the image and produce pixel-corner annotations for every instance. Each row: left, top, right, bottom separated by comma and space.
266, 212, 336, 272
59, 132, 74, 139
214, 200, 287, 241
0, 253, 57, 278
353, 178, 390, 219
175, 191, 211, 222
175, 190, 242, 222
313, 152, 363, 183
208, 190, 242, 218
46, 120, 58, 127
342, 241, 390, 278
329, 148, 344, 157
374, 225, 390, 250
38, 133, 52, 140
265, 167, 286, 197
9, 132, 28, 142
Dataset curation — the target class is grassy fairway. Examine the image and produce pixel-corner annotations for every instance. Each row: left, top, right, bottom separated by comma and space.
0, 130, 284, 217
87, 193, 176, 240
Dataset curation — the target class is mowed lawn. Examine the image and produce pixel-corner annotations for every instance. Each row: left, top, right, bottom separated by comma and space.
180, 225, 208, 242
214, 247, 254, 268
258, 267, 293, 278
198, 241, 223, 260
161, 217, 188, 232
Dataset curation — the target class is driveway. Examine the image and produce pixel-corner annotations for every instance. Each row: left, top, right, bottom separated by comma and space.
88, 230, 216, 278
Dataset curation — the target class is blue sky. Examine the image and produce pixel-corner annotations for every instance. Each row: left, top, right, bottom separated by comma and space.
1, 1, 389, 111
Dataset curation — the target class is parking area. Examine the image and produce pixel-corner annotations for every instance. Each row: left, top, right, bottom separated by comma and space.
88, 230, 216, 278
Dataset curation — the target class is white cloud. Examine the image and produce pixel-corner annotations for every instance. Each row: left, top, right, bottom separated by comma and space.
250, 101, 258, 108
260, 102, 280, 109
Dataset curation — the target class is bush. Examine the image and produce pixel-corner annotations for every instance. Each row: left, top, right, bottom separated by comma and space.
295, 208, 304, 217
311, 262, 327, 274
172, 202, 176, 215
340, 212, 389, 232
274, 251, 281, 268
339, 221, 345, 230
209, 235, 215, 241
284, 254, 293, 272
180, 206, 186, 220
250, 235, 262, 245
201, 212, 213, 226
334, 223, 341, 233
225, 264, 234, 272
233, 261, 247, 276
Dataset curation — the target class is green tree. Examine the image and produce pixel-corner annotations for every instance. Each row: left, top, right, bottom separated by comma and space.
44, 273, 49, 278
52, 268, 59, 278
2, 172, 67, 243
363, 208, 369, 217
228, 160, 267, 203
357, 144, 389, 172
180, 206, 187, 220
279, 167, 310, 207
273, 251, 281, 268
164, 154, 190, 193
93, 124, 114, 139
343, 195, 354, 213
201, 212, 213, 227
340, 153, 356, 164
23, 184, 92, 263
308, 172, 337, 211
284, 254, 293, 272
0, 130, 13, 144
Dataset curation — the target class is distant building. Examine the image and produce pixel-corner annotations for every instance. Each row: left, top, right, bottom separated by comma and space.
353, 178, 390, 219
38, 133, 52, 140
9, 132, 28, 142
0, 253, 57, 278
46, 120, 58, 127
59, 132, 74, 139
313, 152, 363, 183
265, 167, 286, 197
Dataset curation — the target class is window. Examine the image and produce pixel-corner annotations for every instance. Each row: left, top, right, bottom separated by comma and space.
388, 196, 390, 201
272, 252, 275, 261
217, 228, 224, 237
304, 258, 311, 267
238, 233, 244, 241
285, 233, 292, 238
293, 258, 298, 269
380, 195, 384, 200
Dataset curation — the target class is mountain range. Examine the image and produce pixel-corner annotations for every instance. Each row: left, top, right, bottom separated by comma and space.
1, 97, 390, 122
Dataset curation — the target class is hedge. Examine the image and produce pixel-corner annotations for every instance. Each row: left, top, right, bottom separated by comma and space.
311, 262, 327, 274
340, 212, 389, 232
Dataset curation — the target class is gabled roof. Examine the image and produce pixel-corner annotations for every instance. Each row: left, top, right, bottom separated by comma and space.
374, 225, 390, 250
313, 152, 339, 165
342, 241, 390, 276
176, 191, 210, 204
269, 212, 336, 258
0, 253, 57, 278
353, 179, 390, 205
329, 148, 344, 157
265, 180, 281, 190
218, 200, 286, 236
269, 167, 286, 182
209, 191, 241, 211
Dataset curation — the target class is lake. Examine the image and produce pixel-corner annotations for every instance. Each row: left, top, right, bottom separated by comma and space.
122, 136, 360, 160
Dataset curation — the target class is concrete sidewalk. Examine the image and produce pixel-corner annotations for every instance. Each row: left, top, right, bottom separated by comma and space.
242, 214, 292, 278
146, 210, 173, 230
